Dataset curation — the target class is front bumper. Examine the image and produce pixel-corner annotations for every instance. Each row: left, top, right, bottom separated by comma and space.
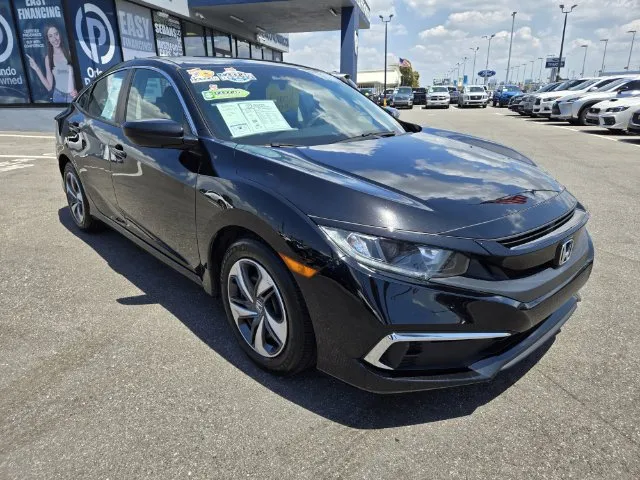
533, 100, 556, 116
391, 99, 413, 108
552, 102, 576, 120
426, 98, 450, 107
461, 98, 487, 106
299, 220, 594, 393
584, 111, 601, 125
599, 112, 629, 129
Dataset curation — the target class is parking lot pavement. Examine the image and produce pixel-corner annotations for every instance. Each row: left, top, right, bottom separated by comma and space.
1, 110, 639, 479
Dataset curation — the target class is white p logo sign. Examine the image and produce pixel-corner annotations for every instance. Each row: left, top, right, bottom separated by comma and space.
0, 13, 14, 63
75, 3, 115, 65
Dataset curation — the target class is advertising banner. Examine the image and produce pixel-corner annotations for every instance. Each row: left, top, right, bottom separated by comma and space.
153, 11, 182, 57
67, 0, 123, 87
13, 0, 76, 103
115, 0, 155, 60
545, 57, 566, 69
0, 0, 30, 103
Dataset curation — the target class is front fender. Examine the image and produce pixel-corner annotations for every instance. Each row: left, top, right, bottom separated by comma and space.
195, 175, 334, 294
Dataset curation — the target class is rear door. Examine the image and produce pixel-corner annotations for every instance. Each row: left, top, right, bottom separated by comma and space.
110, 68, 200, 271
65, 70, 129, 219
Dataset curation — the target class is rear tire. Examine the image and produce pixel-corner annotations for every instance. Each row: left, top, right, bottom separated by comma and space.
220, 238, 316, 375
63, 162, 100, 232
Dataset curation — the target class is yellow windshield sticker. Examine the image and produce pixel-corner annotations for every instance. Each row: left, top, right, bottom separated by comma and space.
188, 68, 220, 83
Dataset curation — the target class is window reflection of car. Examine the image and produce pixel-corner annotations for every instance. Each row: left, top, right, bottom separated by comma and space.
55, 57, 593, 394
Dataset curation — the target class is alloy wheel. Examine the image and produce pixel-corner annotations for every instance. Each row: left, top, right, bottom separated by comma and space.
65, 171, 85, 224
227, 258, 288, 358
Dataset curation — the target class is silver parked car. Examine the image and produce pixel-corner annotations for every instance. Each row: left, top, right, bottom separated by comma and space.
458, 85, 489, 108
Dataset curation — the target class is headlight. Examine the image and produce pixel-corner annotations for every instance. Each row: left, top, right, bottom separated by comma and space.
319, 226, 469, 281
543, 97, 557, 102
606, 106, 629, 112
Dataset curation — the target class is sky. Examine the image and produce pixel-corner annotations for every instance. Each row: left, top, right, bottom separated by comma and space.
286, 0, 640, 86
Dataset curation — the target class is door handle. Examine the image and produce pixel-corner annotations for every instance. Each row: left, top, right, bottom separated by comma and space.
111, 144, 127, 162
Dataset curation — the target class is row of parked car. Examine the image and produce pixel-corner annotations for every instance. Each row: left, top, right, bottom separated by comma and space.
495, 75, 640, 134
360, 85, 491, 110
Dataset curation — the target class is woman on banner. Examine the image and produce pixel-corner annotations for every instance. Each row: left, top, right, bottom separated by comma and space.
27, 24, 77, 103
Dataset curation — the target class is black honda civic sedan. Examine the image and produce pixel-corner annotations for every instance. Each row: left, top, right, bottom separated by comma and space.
55, 58, 593, 393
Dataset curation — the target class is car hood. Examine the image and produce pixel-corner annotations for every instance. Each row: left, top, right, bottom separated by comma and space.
594, 96, 640, 109
562, 91, 617, 103
235, 128, 567, 237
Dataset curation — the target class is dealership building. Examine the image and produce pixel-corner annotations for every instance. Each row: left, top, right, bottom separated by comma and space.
0, 0, 370, 106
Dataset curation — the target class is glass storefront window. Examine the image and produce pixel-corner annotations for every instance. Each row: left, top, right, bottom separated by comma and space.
183, 21, 206, 56
237, 39, 250, 58
263, 48, 274, 61
273, 51, 283, 62
251, 44, 264, 60
231, 36, 237, 57
213, 31, 232, 57
205, 29, 214, 57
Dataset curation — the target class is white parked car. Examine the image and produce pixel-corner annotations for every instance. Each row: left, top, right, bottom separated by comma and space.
424, 86, 451, 109
458, 85, 488, 108
585, 96, 640, 132
628, 106, 640, 134
531, 77, 613, 117
551, 76, 640, 125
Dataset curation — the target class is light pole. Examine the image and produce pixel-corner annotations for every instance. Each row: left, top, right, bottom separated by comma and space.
538, 57, 544, 82
515, 64, 520, 85
456, 62, 461, 85
505, 12, 517, 85
379, 14, 393, 105
462, 56, 468, 84
626, 30, 637, 71
482, 33, 496, 85
600, 39, 608, 74
522, 63, 527, 85
470, 47, 479, 84
557, 4, 578, 81
510, 66, 515, 83
580, 44, 588, 77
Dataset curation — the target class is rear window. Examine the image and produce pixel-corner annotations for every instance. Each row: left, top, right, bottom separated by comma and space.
397, 87, 412, 94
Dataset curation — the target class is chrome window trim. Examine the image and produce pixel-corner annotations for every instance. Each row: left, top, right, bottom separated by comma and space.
363, 332, 511, 370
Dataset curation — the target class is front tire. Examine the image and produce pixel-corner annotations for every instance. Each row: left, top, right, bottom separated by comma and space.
221, 239, 316, 375
63, 162, 99, 231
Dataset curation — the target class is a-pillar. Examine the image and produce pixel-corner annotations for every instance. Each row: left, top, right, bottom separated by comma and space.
340, 6, 358, 82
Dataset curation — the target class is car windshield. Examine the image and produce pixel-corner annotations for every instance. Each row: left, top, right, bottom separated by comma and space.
468, 86, 485, 92
184, 62, 405, 146
448, 87, 457, 92
504, 85, 520, 92
413, 88, 426, 93
397, 87, 413, 95
430, 87, 448, 92
537, 83, 558, 93
360, 88, 375, 95
597, 78, 626, 91
568, 79, 595, 90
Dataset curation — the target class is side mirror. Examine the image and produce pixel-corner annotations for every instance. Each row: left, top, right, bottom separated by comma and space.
383, 106, 401, 119
123, 119, 192, 148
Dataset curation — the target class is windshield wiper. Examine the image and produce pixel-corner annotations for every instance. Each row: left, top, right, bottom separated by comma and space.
266, 142, 298, 148
337, 131, 398, 143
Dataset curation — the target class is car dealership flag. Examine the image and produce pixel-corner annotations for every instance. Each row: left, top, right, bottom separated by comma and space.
399, 58, 412, 68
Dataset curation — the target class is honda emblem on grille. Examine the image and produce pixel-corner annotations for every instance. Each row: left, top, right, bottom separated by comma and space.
557, 239, 575, 266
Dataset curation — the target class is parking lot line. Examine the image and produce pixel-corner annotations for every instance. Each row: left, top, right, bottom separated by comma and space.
0, 154, 55, 158
0, 133, 55, 139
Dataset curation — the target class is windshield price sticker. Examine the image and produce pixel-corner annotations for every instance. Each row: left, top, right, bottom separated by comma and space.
218, 67, 257, 83
216, 100, 293, 138
202, 86, 250, 101
188, 68, 220, 83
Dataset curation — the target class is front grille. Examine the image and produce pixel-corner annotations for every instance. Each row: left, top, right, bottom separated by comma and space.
585, 118, 598, 125
498, 209, 575, 248
471, 96, 481, 100
632, 113, 640, 125
589, 107, 600, 114
603, 117, 616, 126
552, 103, 560, 114
535, 98, 541, 105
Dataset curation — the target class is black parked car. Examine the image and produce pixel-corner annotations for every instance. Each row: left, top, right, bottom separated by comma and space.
412, 87, 427, 105
56, 58, 593, 393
